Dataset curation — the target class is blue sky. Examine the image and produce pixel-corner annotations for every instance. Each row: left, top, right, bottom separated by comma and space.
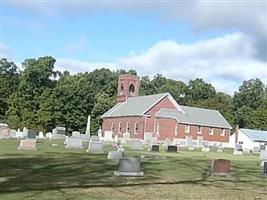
1, 1, 267, 94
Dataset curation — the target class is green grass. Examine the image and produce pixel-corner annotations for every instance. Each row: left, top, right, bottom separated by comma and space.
0, 139, 266, 200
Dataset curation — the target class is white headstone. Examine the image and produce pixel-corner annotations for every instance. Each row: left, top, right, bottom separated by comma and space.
10, 129, 17, 138
143, 132, 153, 144
98, 127, 102, 138
46, 132, 52, 139
66, 137, 83, 148
72, 131, 81, 138
86, 115, 91, 136
131, 140, 143, 150
114, 135, 119, 143
88, 140, 103, 154
104, 131, 113, 142
38, 131, 44, 139
107, 151, 122, 160
202, 147, 210, 152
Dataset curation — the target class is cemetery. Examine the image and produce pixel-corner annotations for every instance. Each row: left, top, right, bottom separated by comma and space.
0, 138, 267, 200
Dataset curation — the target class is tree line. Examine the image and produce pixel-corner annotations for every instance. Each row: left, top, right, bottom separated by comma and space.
0, 56, 266, 134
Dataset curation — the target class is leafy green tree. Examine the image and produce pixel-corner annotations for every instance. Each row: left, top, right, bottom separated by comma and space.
91, 92, 115, 134
0, 58, 19, 122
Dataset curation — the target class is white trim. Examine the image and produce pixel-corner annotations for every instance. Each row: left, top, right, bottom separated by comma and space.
142, 93, 184, 115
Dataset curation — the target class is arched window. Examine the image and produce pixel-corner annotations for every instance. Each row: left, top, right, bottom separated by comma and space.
134, 122, 139, 134
111, 123, 115, 133
126, 122, 130, 133
118, 122, 122, 134
129, 83, 135, 95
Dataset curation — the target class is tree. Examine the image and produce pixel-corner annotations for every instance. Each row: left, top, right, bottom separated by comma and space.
91, 92, 115, 133
185, 78, 216, 105
0, 58, 19, 122
233, 78, 265, 110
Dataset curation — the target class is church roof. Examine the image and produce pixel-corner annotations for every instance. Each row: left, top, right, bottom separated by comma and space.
102, 93, 231, 129
101, 93, 169, 118
156, 106, 232, 129
240, 128, 267, 142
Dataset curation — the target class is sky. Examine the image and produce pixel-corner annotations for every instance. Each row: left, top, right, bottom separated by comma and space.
1, 0, 267, 94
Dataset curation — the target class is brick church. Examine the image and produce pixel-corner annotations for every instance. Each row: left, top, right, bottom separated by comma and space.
101, 74, 232, 145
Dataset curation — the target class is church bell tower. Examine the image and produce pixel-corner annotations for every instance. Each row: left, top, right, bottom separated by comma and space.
117, 74, 140, 103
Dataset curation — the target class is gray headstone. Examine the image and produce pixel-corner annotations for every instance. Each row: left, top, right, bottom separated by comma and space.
114, 157, 144, 176
28, 129, 37, 139
131, 140, 143, 150
107, 151, 122, 160
88, 140, 103, 154
72, 131, 81, 138
143, 133, 153, 144
67, 137, 83, 148
90, 135, 100, 142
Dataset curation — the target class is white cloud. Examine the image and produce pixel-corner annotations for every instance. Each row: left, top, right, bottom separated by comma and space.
55, 58, 118, 74
55, 33, 267, 94
5, 0, 267, 59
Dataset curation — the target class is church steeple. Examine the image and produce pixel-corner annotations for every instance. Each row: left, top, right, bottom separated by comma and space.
117, 74, 140, 103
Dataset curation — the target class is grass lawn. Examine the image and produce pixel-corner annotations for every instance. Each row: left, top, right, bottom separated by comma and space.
0, 139, 266, 200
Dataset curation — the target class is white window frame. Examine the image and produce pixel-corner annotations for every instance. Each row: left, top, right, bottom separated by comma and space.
220, 128, 225, 136
126, 121, 130, 133
209, 127, 214, 135
111, 123, 115, 133
185, 125, 190, 133
197, 126, 202, 135
118, 122, 122, 135
134, 122, 139, 135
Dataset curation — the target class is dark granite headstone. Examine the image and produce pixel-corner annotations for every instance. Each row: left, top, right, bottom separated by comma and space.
264, 162, 267, 176
151, 144, 159, 152
260, 145, 266, 151
28, 129, 37, 139
236, 144, 243, 151
114, 157, 144, 176
167, 145, 177, 152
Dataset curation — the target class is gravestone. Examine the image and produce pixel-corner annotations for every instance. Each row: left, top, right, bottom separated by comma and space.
121, 132, 130, 143
202, 147, 210, 152
10, 129, 17, 138
149, 144, 160, 152
66, 137, 83, 148
217, 143, 223, 153
143, 132, 153, 144
197, 136, 204, 147
38, 131, 44, 139
28, 129, 37, 139
260, 150, 267, 167
186, 136, 193, 147
53, 127, 66, 135
18, 139, 37, 150
97, 127, 102, 138
233, 144, 243, 155
23, 127, 29, 138
103, 131, 113, 142
131, 140, 143, 150
90, 135, 100, 142
88, 140, 103, 154
114, 135, 119, 143
114, 157, 144, 176
46, 132, 52, 139
243, 148, 251, 154
166, 145, 177, 152
72, 131, 81, 138
16, 129, 23, 138
264, 162, 267, 176
211, 159, 231, 176
80, 134, 90, 140
107, 151, 122, 160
